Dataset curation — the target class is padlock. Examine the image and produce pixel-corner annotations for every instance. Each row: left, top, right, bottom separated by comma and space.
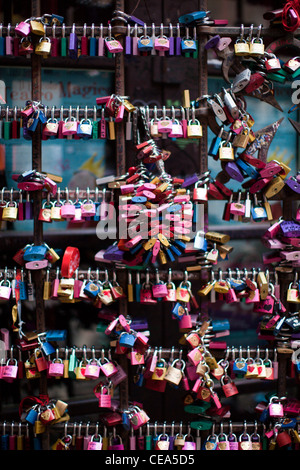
62, 117, 78, 135
119, 331, 136, 348
35, 36, 51, 56
276, 430, 292, 448
2, 358, 18, 382
283, 56, 300, 73
265, 53, 281, 72
152, 359, 167, 380
249, 37, 264, 56
154, 35, 170, 51
105, 36, 123, 53
2, 201, 18, 221
219, 140, 234, 161
88, 434, 103, 450
15, 20, 31, 37
48, 358, 64, 377
138, 35, 153, 52
30, 19, 45, 35
268, 397, 284, 417
234, 38, 250, 56
108, 435, 124, 450
0, 280, 12, 300
152, 281, 168, 298
187, 119, 202, 138
169, 119, 183, 138
164, 359, 184, 385
157, 117, 173, 133
163, 282, 177, 301
130, 407, 150, 430
221, 375, 239, 397
99, 386, 112, 408
155, 434, 170, 450
34, 348, 48, 372
232, 358, 247, 375
232, 69, 251, 93
232, 127, 250, 148
239, 433, 252, 450
193, 182, 208, 201
140, 283, 157, 304
181, 37, 197, 53
77, 119, 93, 137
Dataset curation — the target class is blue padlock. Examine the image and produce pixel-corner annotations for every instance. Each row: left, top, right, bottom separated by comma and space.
172, 302, 186, 320
208, 129, 223, 157
51, 14, 64, 25
40, 340, 55, 356
23, 245, 47, 262
46, 330, 67, 341
83, 281, 100, 299
27, 112, 40, 132
211, 320, 230, 331
166, 248, 175, 262
235, 157, 260, 179
138, 35, 153, 52
181, 37, 197, 53
26, 406, 39, 425
178, 11, 208, 25
232, 358, 247, 375
119, 331, 136, 348
122, 411, 131, 430
170, 244, 182, 256
173, 239, 186, 251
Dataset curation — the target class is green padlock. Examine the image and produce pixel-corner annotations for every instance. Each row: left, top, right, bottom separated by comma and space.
68, 347, 78, 379
61, 23, 67, 57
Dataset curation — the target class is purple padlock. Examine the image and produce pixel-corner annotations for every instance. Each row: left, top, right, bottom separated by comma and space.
205, 35, 220, 50
285, 177, 300, 194
281, 221, 300, 237
225, 162, 244, 182
182, 173, 199, 188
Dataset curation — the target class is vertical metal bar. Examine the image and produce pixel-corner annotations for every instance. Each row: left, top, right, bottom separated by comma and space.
30, 4, 49, 450
113, 2, 129, 443
115, 0, 126, 177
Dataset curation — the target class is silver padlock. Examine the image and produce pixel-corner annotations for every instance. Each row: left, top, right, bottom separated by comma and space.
232, 69, 251, 93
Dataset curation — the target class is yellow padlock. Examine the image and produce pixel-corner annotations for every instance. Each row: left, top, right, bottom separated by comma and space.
35, 37, 51, 57
30, 19, 46, 35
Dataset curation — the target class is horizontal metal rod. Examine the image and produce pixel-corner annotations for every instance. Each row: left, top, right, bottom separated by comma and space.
0, 419, 266, 433
0, 24, 291, 39
0, 106, 206, 119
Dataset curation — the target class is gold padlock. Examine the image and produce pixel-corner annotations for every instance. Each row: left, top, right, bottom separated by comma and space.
198, 282, 215, 297
234, 39, 250, 56
263, 176, 285, 199
2, 202, 18, 221
187, 119, 202, 138
219, 141, 234, 160
35, 37, 51, 56
232, 127, 250, 148
257, 271, 268, 300
30, 19, 46, 35
287, 282, 300, 303
249, 37, 264, 56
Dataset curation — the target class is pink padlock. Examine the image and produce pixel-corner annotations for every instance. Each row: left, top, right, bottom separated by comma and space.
88, 435, 103, 450
15, 20, 31, 37
48, 358, 64, 377
25, 259, 48, 270
60, 201, 76, 219
157, 117, 173, 133
85, 360, 100, 379
2, 358, 18, 382
81, 201, 96, 218
179, 313, 193, 330
105, 37, 123, 53
268, 397, 284, 417
130, 407, 150, 430
152, 281, 168, 298
182, 437, 197, 450
121, 184, 135, 194
250, 178, 272, 194
0, 281, 11, 300
62, 117, 78, 135
163, 282, 177, 301
43, 176, 57, 196
169, 120, 184, 138
260, 161, 282, 178
98, 386, 112, 408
